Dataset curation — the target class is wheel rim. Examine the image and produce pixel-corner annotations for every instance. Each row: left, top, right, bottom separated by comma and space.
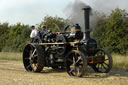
92, 49, 112, 73
23, 44, 39, 72
66, 51, 87, 77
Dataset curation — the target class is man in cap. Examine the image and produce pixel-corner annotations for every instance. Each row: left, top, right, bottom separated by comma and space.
30, 25, 38, 42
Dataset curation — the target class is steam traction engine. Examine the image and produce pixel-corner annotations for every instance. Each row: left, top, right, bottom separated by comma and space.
23, 7, 113, 77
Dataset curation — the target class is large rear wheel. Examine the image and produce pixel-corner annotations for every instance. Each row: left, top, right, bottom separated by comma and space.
23, 44, 45, 72
65, 50, 87, 77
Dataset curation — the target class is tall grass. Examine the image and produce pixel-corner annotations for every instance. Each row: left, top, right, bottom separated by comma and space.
112, 54, 128, 70
0, 52, 22, 61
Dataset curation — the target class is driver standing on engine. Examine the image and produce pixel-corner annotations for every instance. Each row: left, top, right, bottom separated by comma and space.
30, 25, 38, 42
75, 24, 83, 40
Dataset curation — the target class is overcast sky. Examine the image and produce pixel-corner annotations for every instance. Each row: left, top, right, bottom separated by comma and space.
0, 0, 127, 25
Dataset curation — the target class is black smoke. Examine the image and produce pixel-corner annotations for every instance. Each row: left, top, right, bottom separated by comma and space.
64, 0, 127, 32
64, 0, 90, 32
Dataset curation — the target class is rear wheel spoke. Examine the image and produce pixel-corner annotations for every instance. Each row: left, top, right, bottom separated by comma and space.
26, 63, 32, 69
76, 67, 80, 75
69, 67, 75, 73
75, 57, 82, 65
73, 56, 76, 65
32, 49, 36, 57
66, 51, 87, 77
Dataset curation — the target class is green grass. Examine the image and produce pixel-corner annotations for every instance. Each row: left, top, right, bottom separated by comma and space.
0, 52, 22, 61
0, 52, 128, 70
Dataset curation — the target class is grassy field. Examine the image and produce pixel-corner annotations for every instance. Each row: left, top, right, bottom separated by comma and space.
0, 52, 128, 70
0, 52, 22, 61
113, 54, 128, 71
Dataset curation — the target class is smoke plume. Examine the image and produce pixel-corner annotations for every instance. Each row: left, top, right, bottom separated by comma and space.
65, 0, 89, 32
65, 0, 127, 32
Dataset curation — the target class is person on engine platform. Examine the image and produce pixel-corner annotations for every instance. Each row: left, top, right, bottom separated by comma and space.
41, 26, 48, 34
30, 25, 38, 42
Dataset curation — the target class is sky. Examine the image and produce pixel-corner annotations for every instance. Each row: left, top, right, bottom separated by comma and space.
0, 0, 128, 25
0, 0, 71, 25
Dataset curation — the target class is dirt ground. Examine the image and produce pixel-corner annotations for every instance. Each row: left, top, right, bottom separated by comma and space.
0, 60, 128, 85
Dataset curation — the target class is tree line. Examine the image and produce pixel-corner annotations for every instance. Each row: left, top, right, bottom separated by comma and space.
92, 8, 128, 54
0, 8, 128, 55
0, 23, 31, 52
0, 16, 66, 52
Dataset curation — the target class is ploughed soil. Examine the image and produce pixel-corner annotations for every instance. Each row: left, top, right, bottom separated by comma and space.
0, 60, 128, 85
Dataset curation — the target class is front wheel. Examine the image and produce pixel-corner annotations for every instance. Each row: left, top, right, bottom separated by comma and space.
65, 50, 87, 77
91, 48, 113, 73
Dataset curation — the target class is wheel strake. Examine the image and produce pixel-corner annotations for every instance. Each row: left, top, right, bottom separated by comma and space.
65, 50, 87, 77
23, 44, 45, 72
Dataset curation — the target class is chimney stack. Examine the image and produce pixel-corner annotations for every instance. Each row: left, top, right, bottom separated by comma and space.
82, 7, 91, 39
